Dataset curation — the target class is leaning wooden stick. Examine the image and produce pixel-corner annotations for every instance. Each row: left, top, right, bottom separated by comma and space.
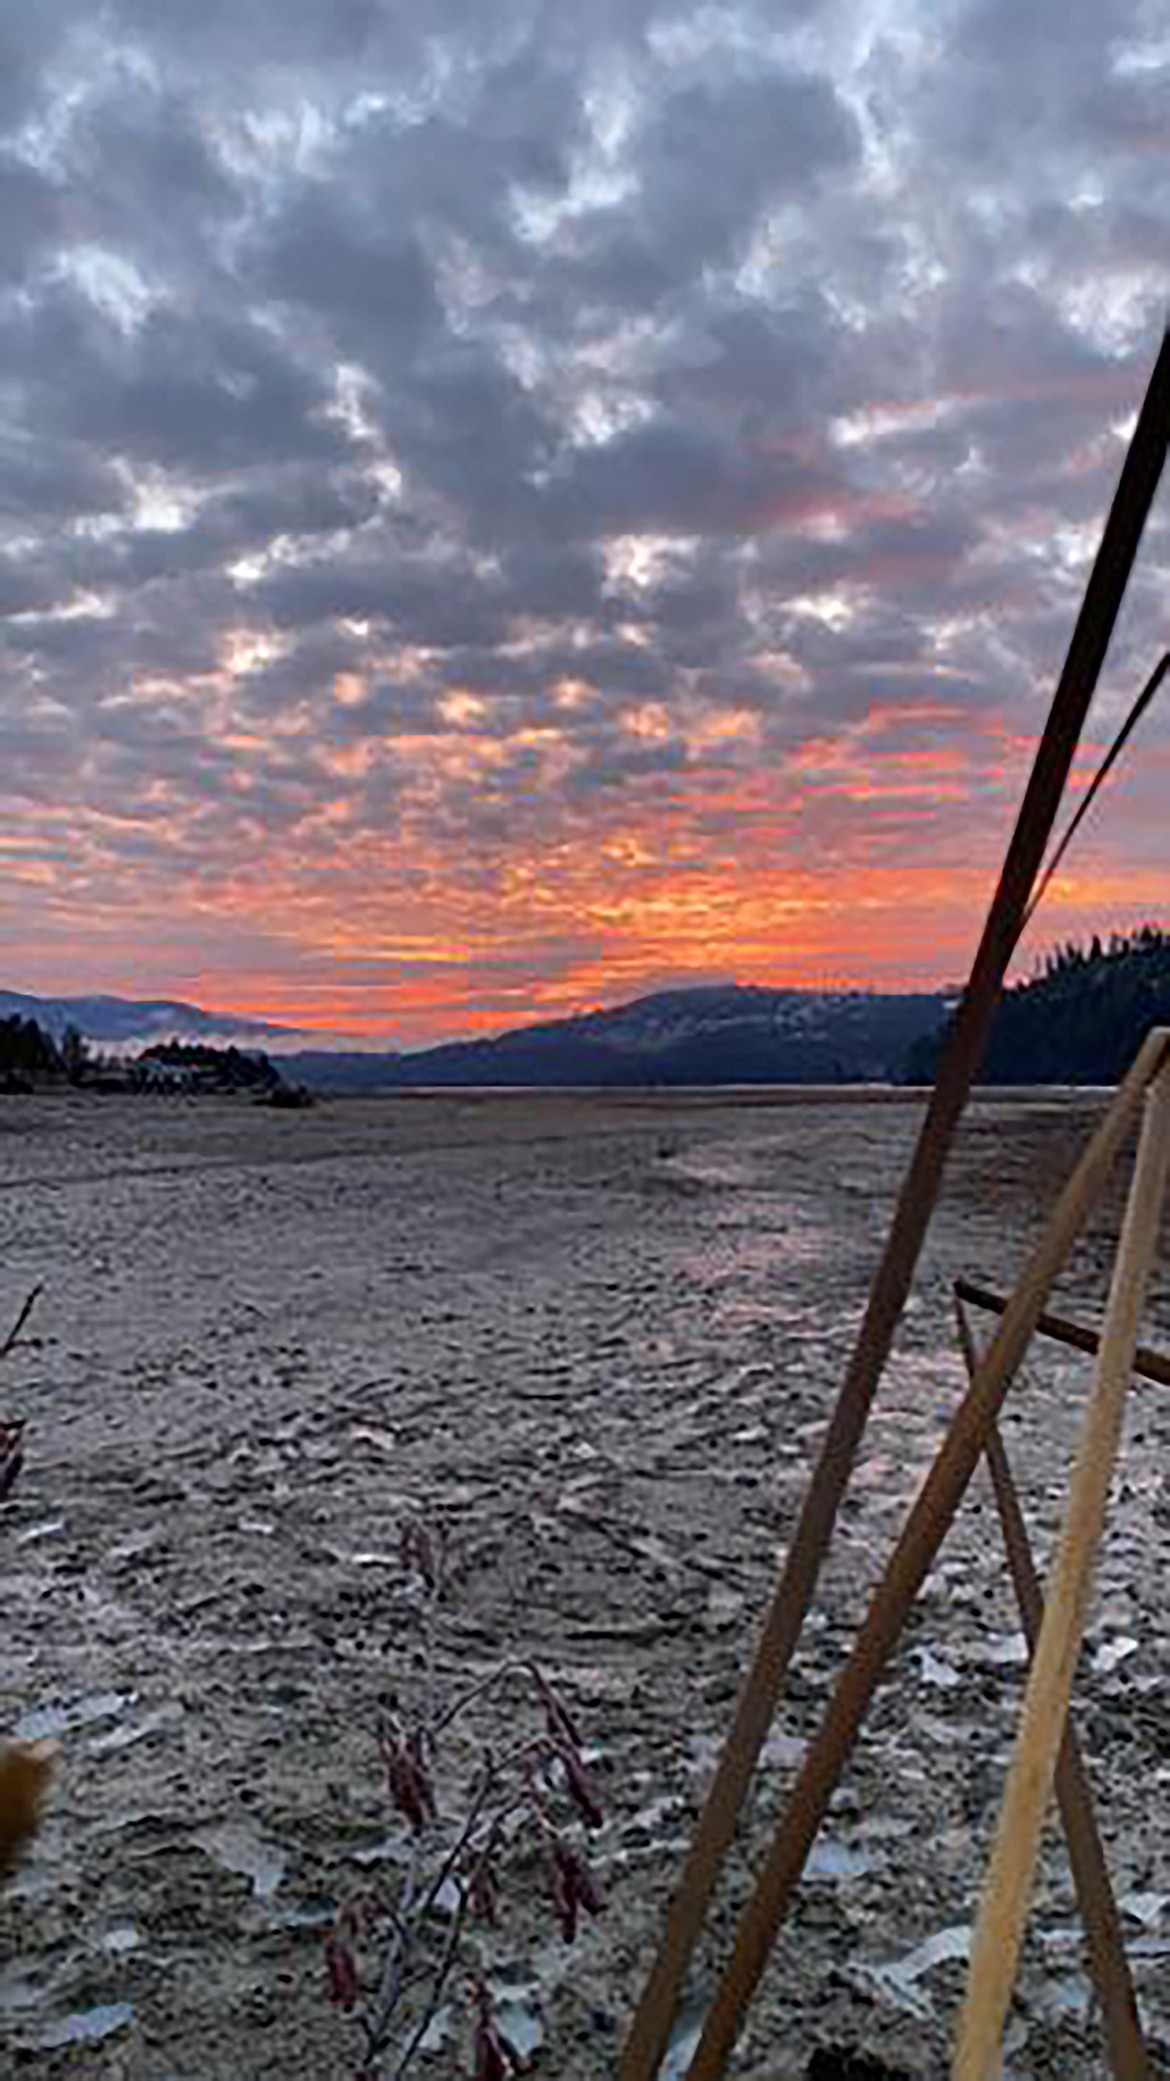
956, 1297, 1150, 2080
684, 1030, 1170, 2080
620, 330, 1170, 2081
956, 1277, 1170, 1388
953, 1062, 1170, 2081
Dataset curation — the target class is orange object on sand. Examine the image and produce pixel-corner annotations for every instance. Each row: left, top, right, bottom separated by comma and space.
0, 1740, 54, 1880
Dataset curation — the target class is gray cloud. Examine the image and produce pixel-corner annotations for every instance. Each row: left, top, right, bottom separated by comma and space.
259, 193, 439, 347
541, 417, 848, 541
633, 66, 860, 270
0, 152, 63, 284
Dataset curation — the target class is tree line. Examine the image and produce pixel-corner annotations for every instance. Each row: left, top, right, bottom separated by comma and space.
0, 1016, 88, 1091
0, 1022, 284, 1095
906, 924, 1170, 1084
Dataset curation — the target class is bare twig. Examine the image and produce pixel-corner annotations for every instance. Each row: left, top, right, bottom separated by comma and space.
360, 1846, 425, 2064
0, 1286, 40, 1505
390, 1886, 471, 2078
0, 1284, 41, 1361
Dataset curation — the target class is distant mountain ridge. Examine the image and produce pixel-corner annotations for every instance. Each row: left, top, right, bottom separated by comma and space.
11, 937, 1167, 1091
1, 980, 950, 1087
0, 988, 300, 1050
287, 984, 953, 1089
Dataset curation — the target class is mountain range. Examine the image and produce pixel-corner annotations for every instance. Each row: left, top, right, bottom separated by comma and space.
13, 933, 1169, 1090
2, 982, 953, 1087
288, 985, 953, 1088
0, 988, 297, 1051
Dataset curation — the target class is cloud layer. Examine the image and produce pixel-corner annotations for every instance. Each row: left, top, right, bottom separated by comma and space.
2, 0, 1168, 1038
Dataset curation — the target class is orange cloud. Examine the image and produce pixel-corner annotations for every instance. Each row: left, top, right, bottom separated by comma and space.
2, 685, 1163, 1043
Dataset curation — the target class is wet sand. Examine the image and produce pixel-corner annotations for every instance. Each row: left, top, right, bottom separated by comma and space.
1, 1089, 1168, 2077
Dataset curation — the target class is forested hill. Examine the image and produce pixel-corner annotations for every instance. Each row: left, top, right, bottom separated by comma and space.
289, 985, 950, 1088
907, 927, 1170, 1084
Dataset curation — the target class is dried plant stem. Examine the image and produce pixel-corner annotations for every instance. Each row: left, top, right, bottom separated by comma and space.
430, 1659, 541, 1738
390, 1876, 472, 2080
0, 1284, 41, 1360
343, 1522, 602, 2077
363, 1849, 425, 2066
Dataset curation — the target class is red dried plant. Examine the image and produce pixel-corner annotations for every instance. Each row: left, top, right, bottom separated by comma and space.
325, 1514, 605, 2079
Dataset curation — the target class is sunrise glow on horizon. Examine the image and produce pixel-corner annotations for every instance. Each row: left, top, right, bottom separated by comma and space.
2, 1, 1168, 1046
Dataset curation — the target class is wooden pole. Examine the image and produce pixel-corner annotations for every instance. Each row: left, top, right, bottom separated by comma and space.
955, 1277, 1170, 1388
955, 1298, 1150, 2079
953, 1063, 1170, 2080
683, 1029, 1169, 2080
621, 332, 1170, 2081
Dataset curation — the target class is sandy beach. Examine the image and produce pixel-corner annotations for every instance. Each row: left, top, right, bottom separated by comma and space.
1, 1088, 1168, 2078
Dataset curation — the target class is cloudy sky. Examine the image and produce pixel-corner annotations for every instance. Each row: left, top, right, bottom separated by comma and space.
1, 0, 1168, 1041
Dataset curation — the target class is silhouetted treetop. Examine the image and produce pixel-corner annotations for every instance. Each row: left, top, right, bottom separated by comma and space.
906, 925, 1170, 1084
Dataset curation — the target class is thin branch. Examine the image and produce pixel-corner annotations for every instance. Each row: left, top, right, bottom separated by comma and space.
361, 1847, 425, 2066
428, 1659, 533, 1740
388, 1875, 472, 2080
0, 1285, 42, 1362
1024, 650, 1170, 934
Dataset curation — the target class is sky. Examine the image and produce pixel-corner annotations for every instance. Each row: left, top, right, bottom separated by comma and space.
1, 0, 1168, 1044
